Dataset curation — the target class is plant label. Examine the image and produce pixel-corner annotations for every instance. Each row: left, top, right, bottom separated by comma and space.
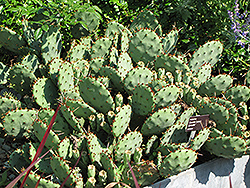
186, 114, 209, 132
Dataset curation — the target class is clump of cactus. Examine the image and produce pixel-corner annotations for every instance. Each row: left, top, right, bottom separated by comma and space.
1, 9, 250, 187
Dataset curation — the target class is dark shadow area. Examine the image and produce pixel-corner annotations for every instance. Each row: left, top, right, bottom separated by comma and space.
195, 158, 235, 184
151, 179, 171, 188
244, 158, 250, 188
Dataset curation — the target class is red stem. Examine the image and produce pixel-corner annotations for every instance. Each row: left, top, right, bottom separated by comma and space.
20, 104, 60, 188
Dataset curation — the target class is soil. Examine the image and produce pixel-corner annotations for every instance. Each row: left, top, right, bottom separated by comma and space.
0, 136, 21, 186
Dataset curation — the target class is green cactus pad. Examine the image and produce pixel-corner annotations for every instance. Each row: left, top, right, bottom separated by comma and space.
0, 96, 21, 117
123, 67, 153, 94
20, 54, 40, 74
158, 142, 185, 156
195, 62, 212, 86
238, 102, 249, 128
100, 152, 121, 182
0, 26, 27, 54
155, 54, 192, 85
72, 59, 90, 79
159, 149, 197, 177
41, 25, 62, 65
74, 6, 101, 33
153, 84, 181, 110
33, 119, 60, 150
145, 135, 158, 154
161, 124, 187, 147
170, 103, 183, 116
112, 104, 131, 137
64, 98, 97, 119
182, 85, 197, 106
209, 97, 241, 135
50, 154, 77, 187
205, 135, 247, 158
67, 38, 91, 62
129, 29, 163, 64
108, 46, 119, 66
189, 127, 210, 150
131, 84, 155, 116
105, 21, 126, 39
60, 104, 84, 133
224, 85, 250, 107
189, 41, 223, 75
57, 137, 76, 161
2, 108, 37, 139
129, 9, 162, 36
121, 27, 133, 53
115, 93, 123, 108
8, 64, 37, 95
37, 108, 71, 139
117, 52, 133, 78
20, 170, 60, 188
58, 61, 80, 100
99, 65, 127, 91
162, 29, 179, 54
198, 74, 233, 97
78, 77, 115, 114
114, 131, 143, 161
86, 132, 109, 164
33, 77, 58, 108
141, 108, 176, 136
91, 37, 112, 59
48, 58, 63, 84
89, 57, 105, 73
175, 107, 196, 127
148, 79, 169, 93
160, 107, 196, 146
197, 97, 230, 126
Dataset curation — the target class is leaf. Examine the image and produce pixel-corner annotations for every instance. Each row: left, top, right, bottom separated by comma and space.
34, 28, 43, 40
42, 10, 50, 17
41, 24, 49, 32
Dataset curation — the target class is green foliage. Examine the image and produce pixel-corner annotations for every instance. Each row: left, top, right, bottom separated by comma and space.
1, 1, 250, 187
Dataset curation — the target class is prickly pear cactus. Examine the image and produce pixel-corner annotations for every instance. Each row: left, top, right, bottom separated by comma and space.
2, 8, 250, 188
